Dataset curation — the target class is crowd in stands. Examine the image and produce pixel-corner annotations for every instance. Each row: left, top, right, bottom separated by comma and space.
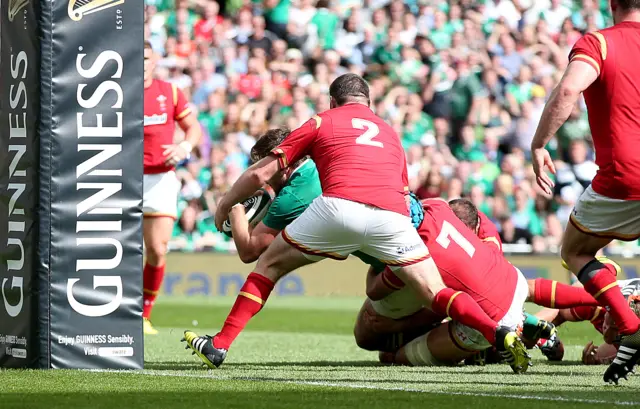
144, 0, 638, 256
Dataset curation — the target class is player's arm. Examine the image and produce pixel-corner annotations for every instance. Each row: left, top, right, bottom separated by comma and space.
531, 60, 598, 150
215, 117, 319, 230
215, 156, 280, 231
531, 33, 601, 192
229, 205, 280, 263
164, 86, 201, 165
229, 190, 295, 263
176, 109, 202, 154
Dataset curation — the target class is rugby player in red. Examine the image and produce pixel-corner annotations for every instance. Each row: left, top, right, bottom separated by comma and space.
182, 74, 528, 371
365, 199, 530, 369
142, 42, 201, 334
531, 0, 640, 383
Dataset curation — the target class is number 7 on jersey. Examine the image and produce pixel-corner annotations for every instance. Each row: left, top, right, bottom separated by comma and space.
436, 220, 476, 257
353, 118, 383, 148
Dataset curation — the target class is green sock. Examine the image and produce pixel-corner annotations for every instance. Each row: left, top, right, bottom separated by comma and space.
522, 312, 542, 341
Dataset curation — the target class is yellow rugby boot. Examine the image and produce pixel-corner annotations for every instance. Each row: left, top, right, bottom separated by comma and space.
143, 318, 159, 335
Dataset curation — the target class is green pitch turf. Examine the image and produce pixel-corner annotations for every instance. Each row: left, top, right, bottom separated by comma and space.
3, 296, 640, 409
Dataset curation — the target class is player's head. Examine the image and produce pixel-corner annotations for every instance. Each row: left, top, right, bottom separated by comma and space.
144, 41, 155, 85
448, 198, 480, 235
251, 128, 296, 190
611, 0, 640, 23
329, 74, 370, 108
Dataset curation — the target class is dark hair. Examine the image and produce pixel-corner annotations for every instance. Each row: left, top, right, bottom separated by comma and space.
250, 128, 291, 164
617, 0, 640, 10
329, 73, 370, 106
449, 198, 479, 232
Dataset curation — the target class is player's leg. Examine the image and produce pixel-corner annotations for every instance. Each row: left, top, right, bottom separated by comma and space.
141, 172, 180, 334
183, 196, 360, 368
526, 278, 599, 309
391, 322, 477, 366
142, 216, 174, 333
353, 299, 444, 352
562, 188, 640, 382
183, 233, 317, 368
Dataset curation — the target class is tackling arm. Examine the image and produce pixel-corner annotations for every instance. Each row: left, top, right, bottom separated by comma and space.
215, 156, 280, 230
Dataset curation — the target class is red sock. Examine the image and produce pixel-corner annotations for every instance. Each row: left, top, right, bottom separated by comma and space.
213, 273, 275, 350
533, 278, 599, 309
143, 263, 165, 319
432, 288, 498, 344
581, 263, 640, 335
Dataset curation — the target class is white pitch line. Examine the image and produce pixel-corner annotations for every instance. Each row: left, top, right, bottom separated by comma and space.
89, 369, 640, 406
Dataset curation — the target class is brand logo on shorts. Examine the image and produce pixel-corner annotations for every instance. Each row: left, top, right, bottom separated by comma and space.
8, 0, 29, 22
396, 243, 421, 255
68, 0, 125, 21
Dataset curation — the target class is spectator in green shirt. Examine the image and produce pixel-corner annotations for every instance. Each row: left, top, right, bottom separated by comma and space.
264, 0, 291, 38
311, 0, 340, 50
429, 10, 452, 50
449, 58, 488, 139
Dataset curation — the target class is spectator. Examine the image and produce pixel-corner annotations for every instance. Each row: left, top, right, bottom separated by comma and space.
146, 0, 630, 256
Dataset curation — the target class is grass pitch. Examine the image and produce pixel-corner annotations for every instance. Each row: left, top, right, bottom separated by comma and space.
3, 296, 640, 409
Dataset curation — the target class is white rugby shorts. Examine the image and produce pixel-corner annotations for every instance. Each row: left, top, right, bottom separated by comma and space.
143, 171, 181, 219
570, 185, 640, 241
283, 195, 430, 267
449, 268, 528, 351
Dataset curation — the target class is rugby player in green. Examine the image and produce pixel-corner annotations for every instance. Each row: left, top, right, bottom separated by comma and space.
227, 128, 322, 263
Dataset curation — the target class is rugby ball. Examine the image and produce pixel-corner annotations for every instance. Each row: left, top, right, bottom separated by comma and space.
222, 189, 273, 237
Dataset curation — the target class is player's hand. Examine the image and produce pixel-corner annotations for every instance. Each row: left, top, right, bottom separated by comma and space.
162, 141, 192, 167
581, 341, 599, 365
532, 147, 556, 195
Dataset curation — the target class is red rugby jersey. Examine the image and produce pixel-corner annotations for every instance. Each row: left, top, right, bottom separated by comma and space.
271, 104, 410, 215
569, 23, 640, 199
419, 199, 518, 321
143, 79, 191, 174
477, 210, 503, 252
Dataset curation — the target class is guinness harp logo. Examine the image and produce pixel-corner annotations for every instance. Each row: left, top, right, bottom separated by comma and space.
8, 0, 30, 22
68, 0, 125, 21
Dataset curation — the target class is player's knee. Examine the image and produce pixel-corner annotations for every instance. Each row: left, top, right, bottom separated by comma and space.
146, 242, 168, 265
353, 323, 379, 351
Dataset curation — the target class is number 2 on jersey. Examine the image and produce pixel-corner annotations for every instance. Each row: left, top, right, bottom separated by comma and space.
436, 221, 476, 257
352, 118, 383, 148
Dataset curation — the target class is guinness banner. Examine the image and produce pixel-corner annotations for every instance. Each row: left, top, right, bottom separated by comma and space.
39, 0, 144, 368
0, 0, 40, 368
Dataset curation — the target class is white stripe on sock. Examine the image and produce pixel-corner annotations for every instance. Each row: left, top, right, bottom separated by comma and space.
619, 346, 637, 354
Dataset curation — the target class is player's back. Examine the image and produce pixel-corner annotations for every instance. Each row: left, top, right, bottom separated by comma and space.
419, 199, 518, 321
571, 23, 640, 198
313, 104, 409, 215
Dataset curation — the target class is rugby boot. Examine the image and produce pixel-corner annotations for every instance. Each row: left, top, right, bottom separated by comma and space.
143, 318, 159, 335
538, 334, 565, 361
495, 326, 532, 374
603, 328, 640, 384
182, 330, 227, 369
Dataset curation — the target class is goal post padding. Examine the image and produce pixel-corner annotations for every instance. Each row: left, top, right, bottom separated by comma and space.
0, 0, 41, 369
38, 0, 144, 369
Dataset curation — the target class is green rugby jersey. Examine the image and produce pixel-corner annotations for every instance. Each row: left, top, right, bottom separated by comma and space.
262, 160, 322, 231
261, 159, 385, 272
